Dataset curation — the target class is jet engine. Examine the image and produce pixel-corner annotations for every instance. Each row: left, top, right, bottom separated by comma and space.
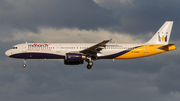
64, 53, 85, 65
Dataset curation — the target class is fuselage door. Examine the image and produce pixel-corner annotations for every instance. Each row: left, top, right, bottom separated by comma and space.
22, 44, 27, 52
56, 44, 61, 53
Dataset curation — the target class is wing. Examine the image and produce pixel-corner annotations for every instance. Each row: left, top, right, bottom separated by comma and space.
80, 40, 110, 56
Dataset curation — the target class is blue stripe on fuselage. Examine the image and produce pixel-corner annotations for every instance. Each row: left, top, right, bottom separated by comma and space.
9, 52, 65, 59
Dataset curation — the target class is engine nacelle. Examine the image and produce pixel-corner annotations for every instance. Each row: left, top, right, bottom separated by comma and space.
65, 53, 85, 61
64, 53, 85, 65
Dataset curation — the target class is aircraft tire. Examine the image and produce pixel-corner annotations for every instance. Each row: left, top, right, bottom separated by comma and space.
22, 64, 26, 67
87, 65, 92, 69
87, 61, 93, 69
88, 61, 93, 66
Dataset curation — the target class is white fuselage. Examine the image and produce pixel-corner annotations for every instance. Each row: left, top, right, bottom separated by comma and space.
5, 42, 143, 59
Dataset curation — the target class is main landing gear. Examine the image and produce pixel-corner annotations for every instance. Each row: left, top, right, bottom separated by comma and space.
87, 61, 93, 69
86, 57, 93, 69
22, 59, 26, 68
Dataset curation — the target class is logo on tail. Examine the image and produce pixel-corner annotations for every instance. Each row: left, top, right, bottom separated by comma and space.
158, 32, 168, 42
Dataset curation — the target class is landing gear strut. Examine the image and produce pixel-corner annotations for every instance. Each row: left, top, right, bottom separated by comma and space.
86, 57, 93, 69
22, 59, 26, 67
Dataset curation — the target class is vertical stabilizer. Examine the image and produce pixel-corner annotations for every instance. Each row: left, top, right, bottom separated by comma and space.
146, 21, 173, 44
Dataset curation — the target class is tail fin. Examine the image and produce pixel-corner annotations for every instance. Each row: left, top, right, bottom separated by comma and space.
146, 21, 173, 44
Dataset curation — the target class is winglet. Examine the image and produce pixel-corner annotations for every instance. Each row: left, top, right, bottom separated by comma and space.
109, 38, 113, 42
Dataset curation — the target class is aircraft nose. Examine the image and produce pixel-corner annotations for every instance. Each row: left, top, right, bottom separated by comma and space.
5, 50, 10, 57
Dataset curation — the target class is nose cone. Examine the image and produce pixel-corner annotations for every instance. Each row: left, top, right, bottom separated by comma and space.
5, 50, 11, 57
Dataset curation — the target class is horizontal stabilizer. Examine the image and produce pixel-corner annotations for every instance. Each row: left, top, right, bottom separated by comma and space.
158, 43, 175, 50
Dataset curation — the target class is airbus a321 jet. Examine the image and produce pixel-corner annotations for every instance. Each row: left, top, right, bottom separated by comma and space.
5, 21, 176, 69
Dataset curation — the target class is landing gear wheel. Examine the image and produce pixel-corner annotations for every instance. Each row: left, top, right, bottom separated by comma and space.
23, 64, 26, 67
87, 65, 92, 69
88, 61, 93, 66
87, 61, 93, 69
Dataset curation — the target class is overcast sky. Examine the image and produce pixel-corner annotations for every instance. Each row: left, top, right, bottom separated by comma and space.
1, 0, 180, 101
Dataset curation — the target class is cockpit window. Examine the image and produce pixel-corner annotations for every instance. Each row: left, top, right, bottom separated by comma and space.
12, 47, 17, 49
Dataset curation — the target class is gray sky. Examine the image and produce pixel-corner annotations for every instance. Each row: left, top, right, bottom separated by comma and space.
1, 0, 180, 101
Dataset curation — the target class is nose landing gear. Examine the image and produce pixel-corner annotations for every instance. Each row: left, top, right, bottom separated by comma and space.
22, 59, 26, 68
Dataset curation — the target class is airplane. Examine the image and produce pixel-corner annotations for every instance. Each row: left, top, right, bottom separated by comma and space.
5, 21, 176, 69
